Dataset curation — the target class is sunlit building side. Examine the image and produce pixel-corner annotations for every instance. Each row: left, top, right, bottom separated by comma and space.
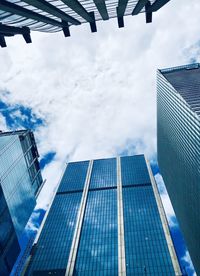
0, 130, 43, 275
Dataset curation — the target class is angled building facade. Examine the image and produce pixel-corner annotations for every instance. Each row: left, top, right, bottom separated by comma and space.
0, 130, 43, 275
157, 63, 200, 275
0, 0, 171, 47
26, 155, 181, 275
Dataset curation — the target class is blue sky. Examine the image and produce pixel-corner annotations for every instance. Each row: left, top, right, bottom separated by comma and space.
0, 100, 44, 130
1, 0, 199, 275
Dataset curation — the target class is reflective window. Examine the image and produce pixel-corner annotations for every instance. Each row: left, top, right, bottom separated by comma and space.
27, 192, 82, 273
123, 186, 174, 275
0, 185, 20, 275
89, 158, 117, 189
0, 134, 36, 238
58, 161, 89, 193
121, 155, 150, 186
75, 189, 118, 275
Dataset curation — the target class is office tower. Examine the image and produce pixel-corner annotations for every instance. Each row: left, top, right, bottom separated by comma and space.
26, 155, 181, 275
0, 130, 43, 275
157, 63, 200, 275
0, 0, 171, 47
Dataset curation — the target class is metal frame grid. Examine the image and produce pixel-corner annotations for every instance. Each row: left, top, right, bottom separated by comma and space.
0, 0, 171, 46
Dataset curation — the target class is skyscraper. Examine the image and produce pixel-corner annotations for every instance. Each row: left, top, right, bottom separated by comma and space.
0, 0, 171, 47
0, 129, 43, 275
25, 155, 181, 275
157, 63, 200, 275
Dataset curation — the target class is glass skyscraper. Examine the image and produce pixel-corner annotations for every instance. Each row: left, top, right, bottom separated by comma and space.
0, 0, 171, 47
0, 129, 43, 275
26, 155, 181, 275
157, 63, 200, 275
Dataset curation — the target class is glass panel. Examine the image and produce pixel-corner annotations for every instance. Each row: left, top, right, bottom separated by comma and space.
0, 185, 20, 275
121, 155, 150, 186
75, 189, 118, 275
0, 135, 36, 238
27, 192, 82, 273
89, 158, 117, 189
123, 186, 174, 275
57, 161, 89, 193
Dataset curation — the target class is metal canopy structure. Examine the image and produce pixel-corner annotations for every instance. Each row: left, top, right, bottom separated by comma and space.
0, 0, 171, 47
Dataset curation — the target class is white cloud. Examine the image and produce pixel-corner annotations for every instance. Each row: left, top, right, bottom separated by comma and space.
0, 0, 199, 198
0, 113, 7, 131
182, 250, 197, 276
25, 211, 41, 233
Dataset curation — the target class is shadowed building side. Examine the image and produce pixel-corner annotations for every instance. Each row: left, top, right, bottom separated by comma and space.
157, 63, 200, 275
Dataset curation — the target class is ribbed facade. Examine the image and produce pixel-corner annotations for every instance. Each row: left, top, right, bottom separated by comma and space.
0, 0, 171, 47
157, 64, 200, 275
0, 130, 43, 275
26, 155, 181, 276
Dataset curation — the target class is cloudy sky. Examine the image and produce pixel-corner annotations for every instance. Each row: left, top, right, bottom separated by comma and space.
0, 0, 199, 275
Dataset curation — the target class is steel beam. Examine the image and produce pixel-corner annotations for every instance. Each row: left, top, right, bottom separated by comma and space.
117, 0, 129, 18
62, 21, 70, 37
132, 0, 148, 15
0, 24, 26, 35
61, 0, 94, 22
93, 0, 109, 20
22, 27, 32, 43
150, 0, 171, 12
117, 15, 124, 28
0, 34, 6, 47
0, 0, 67, 28
145, 1, 152, 23
23, 0, 80, 25
0, 24, 32, 45
116, 0, 130, 28
89, 12, 97, 32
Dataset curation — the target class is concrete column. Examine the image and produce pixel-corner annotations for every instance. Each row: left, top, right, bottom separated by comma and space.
117, 157, 126, 276
66, 160, 93, 276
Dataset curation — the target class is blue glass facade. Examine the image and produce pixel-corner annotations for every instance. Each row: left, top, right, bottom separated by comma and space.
0, 130, 43, 275
121, 155, 150, 186
89, 158, 117, 189
74, 189, 118, 276
58, 161, 89, 193
0, 185, 20, 275
157, 63, 200, 274
121, 156, 175, 275
27, 193, 82, 274
26, 155, 180, 275
123, 187, 174, 275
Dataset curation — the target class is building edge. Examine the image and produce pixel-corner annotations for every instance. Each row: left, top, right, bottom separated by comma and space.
117, 157, 126, 276
22, 163, 69, 275
145, 157, 182, 276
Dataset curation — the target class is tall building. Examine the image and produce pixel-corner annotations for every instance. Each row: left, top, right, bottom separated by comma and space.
26, 155, 181, 275
157, 63, 200, 275
0, 130, 43, 275
0, 0, 171, 47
